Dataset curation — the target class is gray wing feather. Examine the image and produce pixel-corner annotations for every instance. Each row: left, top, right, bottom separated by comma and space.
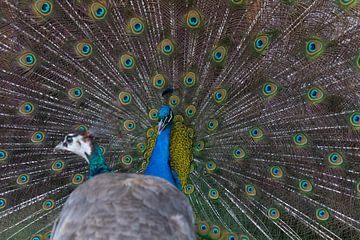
52, 173, 195, 240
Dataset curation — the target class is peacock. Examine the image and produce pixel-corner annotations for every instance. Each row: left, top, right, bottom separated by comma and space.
0, 0, 360, 239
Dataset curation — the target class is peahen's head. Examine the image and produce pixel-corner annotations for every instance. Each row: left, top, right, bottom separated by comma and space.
158, 105, 173, 133
55, 131, 94, 163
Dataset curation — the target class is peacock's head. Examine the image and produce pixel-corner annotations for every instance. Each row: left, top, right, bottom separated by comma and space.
158, 105, 173, 133
55, 131, 94, 162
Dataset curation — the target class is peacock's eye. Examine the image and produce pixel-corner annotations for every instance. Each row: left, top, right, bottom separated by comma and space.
66, 136, 73, 143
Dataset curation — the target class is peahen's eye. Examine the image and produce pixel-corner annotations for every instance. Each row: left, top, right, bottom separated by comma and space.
66, 136, 73, 143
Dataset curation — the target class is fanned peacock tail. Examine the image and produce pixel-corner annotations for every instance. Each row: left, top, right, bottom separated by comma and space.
0, 0, 360, 239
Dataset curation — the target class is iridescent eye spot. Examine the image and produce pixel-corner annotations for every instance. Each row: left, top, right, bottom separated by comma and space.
262, 82, 278, 97
305, 38, 324, 59
183, 71, 197, 87
184, 184, 194, 195
42, 199, 55, 210
327, 152, 344, 166
129, 17, 145, 35
147, 128, 155, 138
268, 208, 280, 220
207, 119, 219, 131
77, 125, 88, 132
119, 53, 136, 70
213, 88, 227, 104
169, 95, 180, 107
355, 54, 360, 71
299, 179, 313, 192
212, 46, 227, 63
118, 92, 132, 105
45, 231, 52, 239
233, 146, 246, 160
52, 160, 64, 172
210, 226, 221, 238
240, 235, 250, 240
31, 235, 42, 240
293, 133, 308, 146
185, 105, 196, 118
121, 155, 133, 165
75, 42, 93, 58
33, 0, 53, 16
206, 161, 217, 172
230, 0, 245, 5
90, 2, 107, 20
349, 112, 360, 128
337, 0, 356, 8
185, 10, 202, 29
208, 188, 219, 200
31, 131, 45, 143
194, 140, 205, 152
0, 198, 7, 209
307, 86, 324, 103
197, 222, 209, 235
253, 35, 270, 54
245, 184, 256, 196
159, 39, 175, 56
72, 173, 84, 185
0, 150, 7, 161
227, 234, 238, 240
148, 109, 158, 121
17, 174, 30, 185
123, 120, 136, 131
18, 52, 37, 69
270, 166, 283, 178
68, 87, 83, 100
137, 143, 146, 153
152, 74, 166, 89
19, 102, 34, 115
249, 127, 264, 141
316, 208, 330, 221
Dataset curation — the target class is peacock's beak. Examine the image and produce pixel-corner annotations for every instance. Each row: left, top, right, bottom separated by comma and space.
158, 119, 166, 134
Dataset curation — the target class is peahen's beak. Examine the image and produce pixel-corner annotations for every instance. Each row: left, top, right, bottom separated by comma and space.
54, 142, 66, 152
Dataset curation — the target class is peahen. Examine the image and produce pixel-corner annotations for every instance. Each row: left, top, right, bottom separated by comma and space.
0, 0, 360, 239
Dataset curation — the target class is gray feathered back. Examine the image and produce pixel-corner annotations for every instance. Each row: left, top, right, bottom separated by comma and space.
52, 174, 195, 240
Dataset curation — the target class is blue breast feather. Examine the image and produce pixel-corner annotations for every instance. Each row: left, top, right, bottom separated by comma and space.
145, 124, 179, 187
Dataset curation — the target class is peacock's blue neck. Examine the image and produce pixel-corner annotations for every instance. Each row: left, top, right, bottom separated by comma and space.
145, 124, 177, 186
88, 145, 113, 178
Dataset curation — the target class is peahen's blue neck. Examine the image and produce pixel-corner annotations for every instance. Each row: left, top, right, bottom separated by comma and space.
88, 145, 113, 178
145, 124, 177, 186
